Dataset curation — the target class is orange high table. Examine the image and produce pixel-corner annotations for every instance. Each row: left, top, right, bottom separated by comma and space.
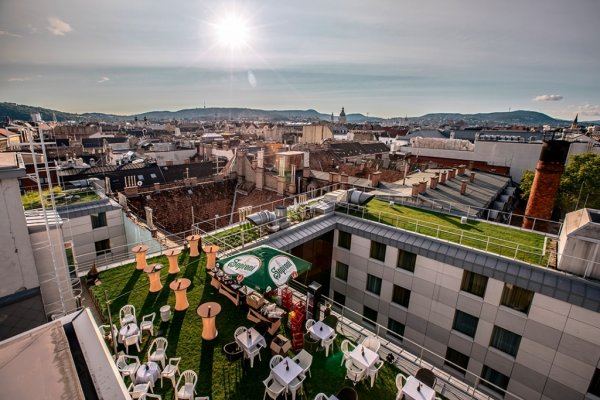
144, 263, 163, 293
197, 302, 221, 340
169, 278, 191, 311
132, 245, 150, 270
186, 235, 201, 257
203, 245, 220, 271
164, 248, 182, 274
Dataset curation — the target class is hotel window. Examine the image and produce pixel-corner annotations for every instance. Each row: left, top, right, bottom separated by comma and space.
500, 284, 534, 314
95, 239, 111, 256
387, 318, 405, 341
366, 274, 382, 295
338, 231, 351, 250
452, 310, 478, 338
397, 249, 416, 272
363, 306, 378, 327
391, 285, 411, 308
588, 368, 600, 397
91, 212, 107, 229
480, 365, 509, 394
490, 326, 521, 357
370, 241, 386, 262
445, 347, 469, 374
335, 261, 349, 281
333, 291, 346, 307
460, 271, 488, 298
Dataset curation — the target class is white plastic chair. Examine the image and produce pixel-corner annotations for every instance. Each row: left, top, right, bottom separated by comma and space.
245, 343, 262, 368
262, 375, 285, 400
116, 354, 140, 383
396, 373, 407, 400
148, 337, 168, 369
345, 359, 365, 386
288, 373, 306, 400
124, 332, 141, 354
269, 355, 283, 369
305, 319, 316, 331
99, 324, 118, 342
161, 357, 181, 388
367, 359, 385, 388
120, 304, 137, 326
322, 332, 337, 357
140, 312, 156, 339
175, 370, 197, 400
340, 339, 355, 366
234, 326, 247, 337
314, 394, 328, 400
362, 336, 381, 353
292, 349, 313, 378
128, 382, 150, 400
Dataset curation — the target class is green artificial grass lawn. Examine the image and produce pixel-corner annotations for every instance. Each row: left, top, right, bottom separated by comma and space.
89, 251, 399, 400
360, 199, 548, 265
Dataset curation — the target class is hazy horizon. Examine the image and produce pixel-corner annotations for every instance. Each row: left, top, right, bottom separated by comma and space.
1, 0, 599, 120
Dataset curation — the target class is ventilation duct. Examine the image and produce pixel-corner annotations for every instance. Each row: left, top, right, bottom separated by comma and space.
347, 189, 375, 206
245, 210, 276, 226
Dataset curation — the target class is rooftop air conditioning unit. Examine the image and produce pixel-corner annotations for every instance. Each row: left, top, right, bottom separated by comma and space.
460, 216, 468, 224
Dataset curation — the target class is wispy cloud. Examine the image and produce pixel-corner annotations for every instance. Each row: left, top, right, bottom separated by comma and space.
97, 76, 110, 83
8, 77, 32, 82
47, 17, 72, 36
27, 24, 38, 34
533, 94, 563, 102
575, 104, 600, 117
0, 30, 22, 38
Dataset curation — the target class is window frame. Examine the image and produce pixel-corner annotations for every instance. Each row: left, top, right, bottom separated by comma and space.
335, 261, 349, 281
397, 249, 416, 272
387, 318, 405, 341
338, 231, 351, 250
452, 310, 479, 338
391, 285, 411, 308
94, 238, 111, 256
91, 211, 107, 229
460, 271, 488, 298
588, 368, 600, 397
369, 240, 386, 262
362, 305, 378, 327
366, 274, 382, 296
489, 326, 521, 357
500, 284, 534, 314
333, 291, 346, 307
445, 347, 469, 374
480, 365, 510, 394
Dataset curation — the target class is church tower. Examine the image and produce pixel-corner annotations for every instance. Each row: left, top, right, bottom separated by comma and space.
339, 107, 347, 124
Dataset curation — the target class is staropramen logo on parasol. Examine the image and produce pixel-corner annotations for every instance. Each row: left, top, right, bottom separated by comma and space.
268, 255, 298, 286
223, 255, 261, 278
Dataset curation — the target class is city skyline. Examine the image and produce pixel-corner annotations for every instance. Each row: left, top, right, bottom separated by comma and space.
1, 0, 599, 120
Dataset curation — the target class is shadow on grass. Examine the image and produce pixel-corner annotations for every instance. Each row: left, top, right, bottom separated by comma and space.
167, 310, 186, 357
116, 269, 144, 303
198, 338, 217, 397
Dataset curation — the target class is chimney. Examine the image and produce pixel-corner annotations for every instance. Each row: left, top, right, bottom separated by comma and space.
440, 171, 447, 184
448, 169, 455, 179
460, 180, 468, 195
340, 173, 349, 189
430, 175, 439, 189
457, 165, 466, 176
371, 171, 382, 188
412, 183, 420, 196
469, 172, 475, 183
154, 183, 161, 191
523, 140, 570, 229
329, 172, 339, 183
419, 180, 427, 194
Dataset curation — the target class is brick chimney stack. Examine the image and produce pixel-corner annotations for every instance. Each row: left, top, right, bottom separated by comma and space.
523, 141, 571, 229
430, 176, 439, 189
457, 165, 466, 176
371, 171, 382, 188
460, 180, 468, 195
448, 169, 456, 180
412, 183, 420, 196
469, 172, 475, 182
419, 180, 427, 194
440, 171, 447, 184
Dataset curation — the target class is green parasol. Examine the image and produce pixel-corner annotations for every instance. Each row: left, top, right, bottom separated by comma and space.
216, 245, 312, 292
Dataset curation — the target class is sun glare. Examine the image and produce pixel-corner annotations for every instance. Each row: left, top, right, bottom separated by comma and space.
215, 13, 250, 49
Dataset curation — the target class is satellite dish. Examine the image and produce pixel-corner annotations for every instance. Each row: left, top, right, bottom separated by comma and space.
137, 181, 143, 186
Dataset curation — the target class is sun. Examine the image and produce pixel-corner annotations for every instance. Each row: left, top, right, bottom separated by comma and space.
215, 13, 250, 49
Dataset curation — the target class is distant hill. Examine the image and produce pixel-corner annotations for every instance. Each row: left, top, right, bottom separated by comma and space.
1, 102, 588, 126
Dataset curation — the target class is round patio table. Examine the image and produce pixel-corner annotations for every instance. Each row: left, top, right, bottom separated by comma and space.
202, 245, 220, 271
164, 248, 182, 274
197, 302, 221, 340
144, 264, 163, 293
132, 245, 150, 270
135, 361, 160, 390
186, 235, 201, 257
169, 278, 191, 311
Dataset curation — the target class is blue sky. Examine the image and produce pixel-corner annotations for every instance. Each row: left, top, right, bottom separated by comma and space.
1, 0, 599, 120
